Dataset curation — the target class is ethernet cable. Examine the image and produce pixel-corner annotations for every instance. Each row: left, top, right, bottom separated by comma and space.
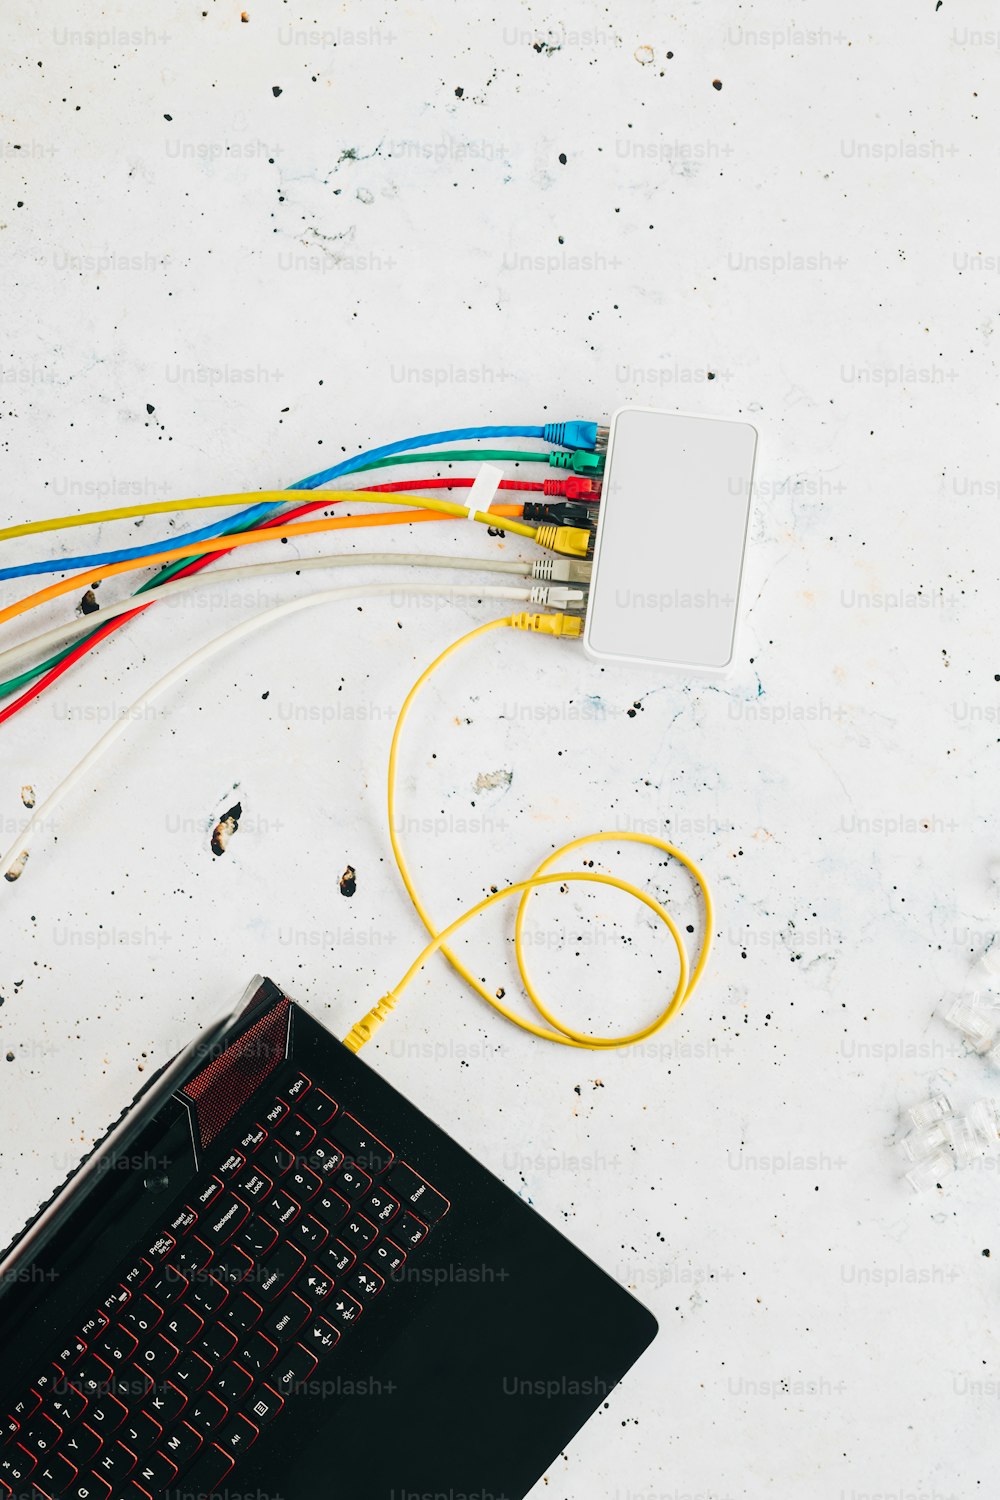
0, 473, 595, 707
0, 502, 524, 721
342, 620, 713, 1052
0, 595, 713, 1059
0, 487, 526, 584
0, 451, 571, 545
0, 552, 586, 680
0, 584, 540, 884
0, 425, 602, 717
0, 479, 533, 709
0, 490, 591, 631
0, 474, 567, 571
0, 479, 587, 585
0, 421, 603, 580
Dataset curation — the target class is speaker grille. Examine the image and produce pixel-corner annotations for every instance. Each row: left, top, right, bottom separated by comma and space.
180, 997, 291, 1148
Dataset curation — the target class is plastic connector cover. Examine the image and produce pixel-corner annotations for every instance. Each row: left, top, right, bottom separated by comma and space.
898, 1123, 947, 1163
522, 500, 598, 527
530, 557, 593, 585
906, 1094, 953, 1129
509, 612, 583, 638
548, 450, 605, 475
541, 419, 603, 452
942, 1114, 984, 1168
944, 992, 998, 1051
905, 1150, 956, 1193
542, 476, 600, 500
529, 584, 588, 612
967, 1098, 1000, 1153
534, 524, 592, 559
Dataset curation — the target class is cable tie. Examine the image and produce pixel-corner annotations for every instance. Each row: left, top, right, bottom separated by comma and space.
464, 463, 504, 520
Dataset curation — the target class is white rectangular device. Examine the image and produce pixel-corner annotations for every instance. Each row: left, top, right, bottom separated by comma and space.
584, 406, 758, 674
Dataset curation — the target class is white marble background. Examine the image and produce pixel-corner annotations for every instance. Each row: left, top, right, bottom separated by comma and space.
1, 1, 999, 1495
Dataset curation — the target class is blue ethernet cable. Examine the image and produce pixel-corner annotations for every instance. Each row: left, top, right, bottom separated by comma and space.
0, 421, 599, 583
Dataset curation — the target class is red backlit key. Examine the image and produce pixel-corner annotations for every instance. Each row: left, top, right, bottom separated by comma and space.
161, 1303, 204, 1346
35, 1457, 81, 1500
216, 1414, 258, 1460
76, 1475, 111, 1500
297, 1088, 337, 1127
159, 1420, 202, 1466
184, 1391, 228, 1436
328, 1114, 393, 1174
268, 1345, 316, 1398
371, 1239, 407, 1276
0, 1448, 35, 1488
361, 1185, 399, 1225
385, 1162, 451, 1223
350, 1264, 385, 1303
129, 1447, 178, 1495
178, 1443, 233, 1495
63, 1423, 102, 1466
22, 1412, 63, 1459
283, 1073, 311, 1105
201, 1195, 250, 1247
94, 1439, 138, 1484
276, 1117, 316, 1155
340, 1214, 378, 1253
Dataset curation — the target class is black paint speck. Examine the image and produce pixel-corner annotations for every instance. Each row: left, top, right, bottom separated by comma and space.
146, 403, 155, 415
983, 1248, 991, 1257
454, 86, 464, 98
163, 114, 173, 121
712, 79, 723, 90
211, 803, 242, 857
558, 152, 567, 165
272, 86, 283, 97
339, 864, 357, 898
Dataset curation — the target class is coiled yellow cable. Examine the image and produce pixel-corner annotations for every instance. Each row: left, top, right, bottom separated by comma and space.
345, 616, 714, 1052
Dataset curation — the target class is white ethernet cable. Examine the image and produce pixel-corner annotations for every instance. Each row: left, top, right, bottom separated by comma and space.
0, 582, 543, 884
0, 554, 587, 680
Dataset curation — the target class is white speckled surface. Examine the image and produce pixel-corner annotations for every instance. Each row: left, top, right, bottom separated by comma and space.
2, 2, 999, 1495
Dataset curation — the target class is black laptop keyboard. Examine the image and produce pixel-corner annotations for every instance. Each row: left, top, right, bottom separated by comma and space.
0, 1072, 450, 1499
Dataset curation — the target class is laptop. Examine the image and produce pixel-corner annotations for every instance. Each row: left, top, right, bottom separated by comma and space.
0, 976, 658, 1500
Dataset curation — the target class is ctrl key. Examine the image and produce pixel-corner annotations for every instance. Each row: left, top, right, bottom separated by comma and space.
270, 1344, 318, 1399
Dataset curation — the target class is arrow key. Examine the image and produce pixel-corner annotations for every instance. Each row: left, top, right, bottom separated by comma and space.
300, 1317, 341, 1358
349, 1265, 385, 1304
326, 1292, 363, 1330
300, 1266, 333, 1305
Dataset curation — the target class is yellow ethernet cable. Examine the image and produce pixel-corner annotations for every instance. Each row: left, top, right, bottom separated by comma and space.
344, 616, 714, 1053
0, 491, 539, 629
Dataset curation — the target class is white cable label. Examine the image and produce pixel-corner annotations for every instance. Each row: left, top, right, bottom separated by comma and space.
465, 462, 504, 519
